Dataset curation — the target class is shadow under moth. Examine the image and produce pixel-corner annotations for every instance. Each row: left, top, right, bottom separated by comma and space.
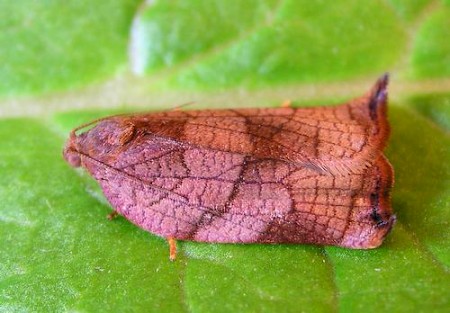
63, 75, 395, 260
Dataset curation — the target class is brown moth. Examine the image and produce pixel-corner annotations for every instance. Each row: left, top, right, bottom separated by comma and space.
63, 75, 395, 260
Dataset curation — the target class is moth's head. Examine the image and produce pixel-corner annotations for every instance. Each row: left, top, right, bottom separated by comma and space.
63, 118, 136, 168
63, 130, 82, 167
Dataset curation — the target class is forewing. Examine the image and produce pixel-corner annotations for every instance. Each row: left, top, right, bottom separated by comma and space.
78, 131, 394, 248
114, 77, 389, 175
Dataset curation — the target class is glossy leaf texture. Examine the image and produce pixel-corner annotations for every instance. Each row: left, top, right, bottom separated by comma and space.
0, 0, 141, 96
0, 1, 449, 312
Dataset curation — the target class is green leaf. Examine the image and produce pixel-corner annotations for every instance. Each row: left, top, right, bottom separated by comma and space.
130, 0, 280, 75
0, 0, 140, 97
1, 1, 449, 312
407, 93, 450, 131
410, 5, 450, 78
385, 0, 430, 22
386, 105, 450, 267
132, 0, 408, 89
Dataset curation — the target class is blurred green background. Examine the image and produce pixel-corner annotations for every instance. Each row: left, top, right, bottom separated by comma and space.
0, 1, 449, 312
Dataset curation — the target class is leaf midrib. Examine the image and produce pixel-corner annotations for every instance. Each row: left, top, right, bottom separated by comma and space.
1, 76, 450, 118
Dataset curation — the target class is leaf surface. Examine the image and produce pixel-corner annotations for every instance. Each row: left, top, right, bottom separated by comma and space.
1, 1, 449, 312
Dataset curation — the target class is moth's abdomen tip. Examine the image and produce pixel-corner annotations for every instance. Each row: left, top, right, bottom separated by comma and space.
348, 213, 396, 249
369, 214, 396, 248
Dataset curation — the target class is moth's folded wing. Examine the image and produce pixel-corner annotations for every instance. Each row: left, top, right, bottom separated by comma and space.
259, 154, 395, 248
77, 116, 394, 247
286, 74, 390, 174
80, 135, 263, 242
125, 76, 389, 175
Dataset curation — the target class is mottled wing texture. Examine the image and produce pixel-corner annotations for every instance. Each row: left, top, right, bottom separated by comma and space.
80, 140, 393, 248
64, 76, 395, 248
109, 76, 389, 175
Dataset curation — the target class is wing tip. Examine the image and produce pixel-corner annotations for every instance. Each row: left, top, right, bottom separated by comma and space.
369, 73, 389, 120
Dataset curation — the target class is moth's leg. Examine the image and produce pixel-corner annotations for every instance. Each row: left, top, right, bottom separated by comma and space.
280, 100, 292, 108
168, 237, 177, 261
107, 210, 119, 220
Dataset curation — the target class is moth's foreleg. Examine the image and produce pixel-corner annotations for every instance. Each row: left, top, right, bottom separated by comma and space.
107, 210, 119, 220
280, 100, 292, 108
168, 237, 177, 261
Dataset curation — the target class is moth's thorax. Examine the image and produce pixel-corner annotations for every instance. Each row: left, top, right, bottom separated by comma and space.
64, 119, 137, 168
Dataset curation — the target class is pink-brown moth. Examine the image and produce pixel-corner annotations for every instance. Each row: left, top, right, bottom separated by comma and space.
63, 75, 395, 260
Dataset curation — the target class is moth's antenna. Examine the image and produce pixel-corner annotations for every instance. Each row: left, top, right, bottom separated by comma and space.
169, 101, 196, 111
70, 102, 197, 137
70, 113, 132, 137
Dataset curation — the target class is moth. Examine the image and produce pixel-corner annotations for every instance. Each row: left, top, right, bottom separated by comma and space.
64, 75, 395, 260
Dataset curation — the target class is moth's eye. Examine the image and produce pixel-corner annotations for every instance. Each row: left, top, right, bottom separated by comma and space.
63, 139, 81, 167
118, 123, 136, 146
